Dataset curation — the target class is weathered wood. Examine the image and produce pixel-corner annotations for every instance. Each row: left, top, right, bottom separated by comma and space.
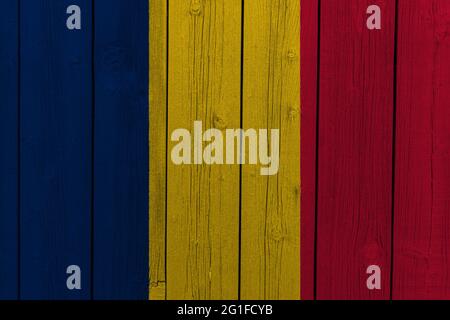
20, 0, 92, 299
300, 0, 318, 300
149, 0, 167, 301
93, 0, 149, 299
394, 0, 450, 300
316, 0, 395, 299
0, 0, 19, 300
241, 0, 300, 300
166, 0, 241, 300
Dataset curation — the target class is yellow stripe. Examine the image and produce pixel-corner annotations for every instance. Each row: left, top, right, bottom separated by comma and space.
240, 0, 301, 300
149, 0, 167, 300
166, 0, 241, 300
149, 0, 300, 300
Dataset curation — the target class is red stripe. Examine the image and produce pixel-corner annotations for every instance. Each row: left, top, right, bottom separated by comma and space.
316, 0, 395, 299
301, 0, 319, 300
393, 0, 450, 300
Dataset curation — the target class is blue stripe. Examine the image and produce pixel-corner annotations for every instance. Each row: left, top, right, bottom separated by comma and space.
93, 0, 149, 299
0, 0, 19, 300
20, 0, 92, 299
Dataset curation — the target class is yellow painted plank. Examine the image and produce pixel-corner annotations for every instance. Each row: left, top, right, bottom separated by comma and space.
166, 0, 242, 300
149, 0, 167, 300
241, 0, 300, 300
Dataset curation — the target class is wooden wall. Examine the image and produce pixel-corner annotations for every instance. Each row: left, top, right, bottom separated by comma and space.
317, 0, 395, 300
149, 0, 301, 300
2, 0, 450, 301
0, 0, 19, 300
393, 0, 450, 299
0, 0, 149, 300
302, 0, 450, 300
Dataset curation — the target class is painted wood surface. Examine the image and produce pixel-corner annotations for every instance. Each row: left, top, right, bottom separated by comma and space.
300, 0, 318, 301
149, 0, 167, 301
166, 0, 241, 300
20, 0, 92, 299
93, 0, 149, 299
8, 0, 450, 300
316, 0, 395, 299
393, 0, 450, 300
241, 0, 300, 300
0, 0, 19, 300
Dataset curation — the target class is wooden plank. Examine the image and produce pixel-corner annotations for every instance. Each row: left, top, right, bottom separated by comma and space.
241, 0, 301, 300
393, 0, 450, 300
149, 0, 167, 301
166, 0, 241, 300
300, 0, 318, 300
93, 0, 149, 299
316, 0, 395, 299
20, 0, 92, 299
0, 0, 19, 300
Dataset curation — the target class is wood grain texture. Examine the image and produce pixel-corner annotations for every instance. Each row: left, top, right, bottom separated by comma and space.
166, 0, 241, 300
0, 0, 19, 300
20, 0, 92, 299
317, 0, 395, 299
300, 0, 318, 301
149, 0, 167, 301
394, 0, 450, 300
241, 0, 300, 300
93, 0, 149, 299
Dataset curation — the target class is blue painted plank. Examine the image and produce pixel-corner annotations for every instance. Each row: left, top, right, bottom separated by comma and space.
93, 0, 149, 299
20, 0, 92, 299
0, 0, 19, 300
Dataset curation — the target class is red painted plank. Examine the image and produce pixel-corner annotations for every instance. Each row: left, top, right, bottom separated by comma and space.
301, 0, 318, 300
393, 0, 450, 300
317, 0, 395, 299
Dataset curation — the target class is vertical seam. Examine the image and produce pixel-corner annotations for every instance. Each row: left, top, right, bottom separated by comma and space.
238, 0, 245, 301
90, 0, 96, 300
390, 0, 399, 301
313, 0, 321, 301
